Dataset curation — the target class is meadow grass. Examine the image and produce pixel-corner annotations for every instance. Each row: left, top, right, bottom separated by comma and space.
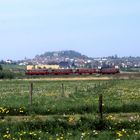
0, 79, 140, 139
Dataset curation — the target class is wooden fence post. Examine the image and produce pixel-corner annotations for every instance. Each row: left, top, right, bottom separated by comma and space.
87, 85, 89, 92
29, 82, 33, 106
75, 86, 78, 93
62, 83, 64, 96
94, 84, 96, 89
99, 94, 103, 120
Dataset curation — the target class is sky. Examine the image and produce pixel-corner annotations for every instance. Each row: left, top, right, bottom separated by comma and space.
0, 0, 140, 60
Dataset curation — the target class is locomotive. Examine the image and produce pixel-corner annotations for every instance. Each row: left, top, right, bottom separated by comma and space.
25, 66, 120, 76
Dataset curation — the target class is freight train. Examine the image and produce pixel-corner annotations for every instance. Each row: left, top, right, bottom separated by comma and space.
25, 67, 120, 76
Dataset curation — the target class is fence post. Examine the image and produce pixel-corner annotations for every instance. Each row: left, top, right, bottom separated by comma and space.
94, 84, 96, 89
99, 94, 103, 120
29, 82, 33, 106
62, 83, 64, 96
87, 85, 89, 92
75, 86, 78, 93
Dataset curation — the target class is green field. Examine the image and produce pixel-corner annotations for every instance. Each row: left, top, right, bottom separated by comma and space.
0, 79, 140, 140
1, 64, 26, 71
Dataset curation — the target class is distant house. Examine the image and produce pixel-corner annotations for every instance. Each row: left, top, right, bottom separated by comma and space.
27, 65, 35, 70
19, 62, 28, 66
35, 65, 59, 69
6, 59, 12, 64
59, 62, 70, 69
26, 65, 59, 70
74, 60, 85, 68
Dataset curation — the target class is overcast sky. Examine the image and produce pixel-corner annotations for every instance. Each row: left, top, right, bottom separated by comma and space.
0, 0, 140, 60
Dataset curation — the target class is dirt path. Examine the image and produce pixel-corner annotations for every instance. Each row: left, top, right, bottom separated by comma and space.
22, 77, 112, 81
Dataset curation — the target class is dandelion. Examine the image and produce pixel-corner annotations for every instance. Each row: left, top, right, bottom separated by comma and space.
3, 134, 11, 139
116, 131, 123, 137
68, 116, 76, 124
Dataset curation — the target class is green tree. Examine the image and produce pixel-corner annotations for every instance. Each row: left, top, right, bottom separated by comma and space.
0, 65, 3, 71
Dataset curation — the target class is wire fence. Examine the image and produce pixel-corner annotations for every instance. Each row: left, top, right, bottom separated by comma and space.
0, 80, 140, 117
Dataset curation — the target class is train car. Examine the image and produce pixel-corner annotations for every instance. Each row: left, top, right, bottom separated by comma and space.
25, 67, 120, 76
25, 69, 49, 75
99, 67, 120, 74
75, 68, 97, 75
50, 69, 73, 75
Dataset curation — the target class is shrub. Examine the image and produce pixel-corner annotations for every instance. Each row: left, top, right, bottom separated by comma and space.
0, 70, 15, 79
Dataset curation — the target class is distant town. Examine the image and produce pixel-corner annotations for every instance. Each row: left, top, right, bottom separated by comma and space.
0, 50, 140, 72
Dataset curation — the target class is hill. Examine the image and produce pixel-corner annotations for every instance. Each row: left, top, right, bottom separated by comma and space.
36, 50, 89, 60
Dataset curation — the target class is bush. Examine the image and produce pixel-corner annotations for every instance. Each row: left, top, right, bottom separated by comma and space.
0, 70, 15, 79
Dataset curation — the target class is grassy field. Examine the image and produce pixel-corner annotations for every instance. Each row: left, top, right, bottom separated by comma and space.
0, 79, 140, 139
1, 64, 26, 71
